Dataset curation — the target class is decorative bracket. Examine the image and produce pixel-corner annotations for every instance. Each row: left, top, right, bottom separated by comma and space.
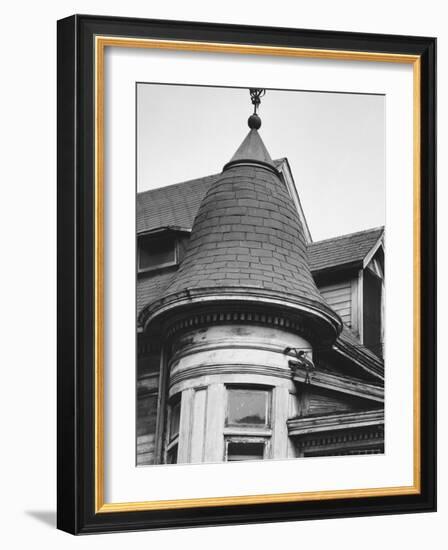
284, 347, 315, 384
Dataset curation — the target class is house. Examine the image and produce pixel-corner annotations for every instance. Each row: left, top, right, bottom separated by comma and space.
136, 105, 385, 466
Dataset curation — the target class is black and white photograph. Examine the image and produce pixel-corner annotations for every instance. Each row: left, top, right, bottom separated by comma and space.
136, 83, 385, 466
53, 11, 436, 537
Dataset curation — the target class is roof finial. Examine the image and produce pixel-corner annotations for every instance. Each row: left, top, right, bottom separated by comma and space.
248, 88, 265, 130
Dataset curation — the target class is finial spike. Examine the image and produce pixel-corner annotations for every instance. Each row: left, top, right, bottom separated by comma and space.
248, 88, 265, 130
249, 88, 266, 115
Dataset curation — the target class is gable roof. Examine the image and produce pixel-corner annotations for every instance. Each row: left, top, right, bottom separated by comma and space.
307, 227, 384, 274
137, 173, 219, 233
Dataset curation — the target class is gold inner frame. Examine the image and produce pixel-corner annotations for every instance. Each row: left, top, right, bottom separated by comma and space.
94, 36, 421, 513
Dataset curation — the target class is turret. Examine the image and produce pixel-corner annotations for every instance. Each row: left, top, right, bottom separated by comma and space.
141, 89, 342, 464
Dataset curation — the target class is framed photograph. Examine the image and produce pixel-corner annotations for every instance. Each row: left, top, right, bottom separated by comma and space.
57, 15, 436, 534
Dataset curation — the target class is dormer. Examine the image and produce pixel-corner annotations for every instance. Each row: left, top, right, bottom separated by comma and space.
309, 227, 385, 357
137, 227, 191, 275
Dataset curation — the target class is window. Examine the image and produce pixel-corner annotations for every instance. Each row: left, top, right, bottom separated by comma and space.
224, 387, 272, 462
165, 396, 181, 464
169, 399, 181, 441
226, 440, 266, 462
166, 444, 178, 464
138, 233, 177, 272
226, 388, 271, 428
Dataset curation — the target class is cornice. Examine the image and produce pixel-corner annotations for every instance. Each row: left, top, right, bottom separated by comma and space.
298, 428, 384, 452
165, 307, 315, 342
169, 363, 292, 389
140, 286, 342, 345
287, 408, 384, 436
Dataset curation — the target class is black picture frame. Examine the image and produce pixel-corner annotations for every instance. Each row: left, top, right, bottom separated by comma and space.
57, 14, 436, 535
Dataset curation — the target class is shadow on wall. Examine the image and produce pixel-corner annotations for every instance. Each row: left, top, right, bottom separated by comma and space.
25, 510, 56, 528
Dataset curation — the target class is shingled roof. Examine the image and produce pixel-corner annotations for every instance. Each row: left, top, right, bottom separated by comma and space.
142, 128, 342, 345
135, 225, 384, 317
137, 173, 219, 233
137, 269, 175, 318
136, 163, 383, 379
137, 176, 384, 274
137, 160, 285, 234
164, 163, 324, 299
307, 227, 384, 274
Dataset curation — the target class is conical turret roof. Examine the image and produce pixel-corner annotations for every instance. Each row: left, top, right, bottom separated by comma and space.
145, 115, 342, 344
224, 128, 276, 171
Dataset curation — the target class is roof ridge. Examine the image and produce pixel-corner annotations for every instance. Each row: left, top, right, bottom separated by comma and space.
309, 226, 384, 247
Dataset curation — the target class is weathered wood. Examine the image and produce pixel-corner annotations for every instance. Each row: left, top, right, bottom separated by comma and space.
203, 383, 226, 462
136, 386, 159, 464
350, 278, 359, 334
292, 366, 384, 402
308, 390, 355, 416
190, 388, 207, 463
137, 372, 159, 393
137, 433, 156, 465
177, 388, 194, 463
287, 408, 384, 436
319, 279, 353, 326
271, 386, 290, 458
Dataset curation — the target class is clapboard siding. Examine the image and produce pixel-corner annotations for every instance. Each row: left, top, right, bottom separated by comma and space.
136, 374, 159, 465
318, 280, 353, 327
304, 387, 367, 417
137, 434, 156, 466
308, 392, 354, 415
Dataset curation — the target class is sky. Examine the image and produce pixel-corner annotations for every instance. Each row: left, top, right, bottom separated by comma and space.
137, 83, 385, 241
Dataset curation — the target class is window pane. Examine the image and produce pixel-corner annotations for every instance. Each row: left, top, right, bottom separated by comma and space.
139, 234, 176, 270
166, 444, 178, 464
227, 389, 269, 426
169, 400, 181, 440
227, 441, 265, 461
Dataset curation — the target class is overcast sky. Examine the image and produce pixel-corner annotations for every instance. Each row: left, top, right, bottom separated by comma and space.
137, 83, 385, 241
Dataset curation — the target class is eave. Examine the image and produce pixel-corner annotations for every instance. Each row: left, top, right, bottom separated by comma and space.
138, 225, 191, 237
291, 365, 384, 403
287, 408, 384, 437
333, 337, 384, 381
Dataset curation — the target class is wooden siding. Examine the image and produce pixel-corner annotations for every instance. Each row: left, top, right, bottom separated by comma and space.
137, 392, 158, 465
363, 269, 383, 357
300, 386, 370, 417
137, 373, 159, 465
318, 279, 354, 327
308, 390, 354, 416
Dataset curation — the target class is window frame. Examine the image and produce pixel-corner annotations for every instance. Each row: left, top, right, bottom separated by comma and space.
137, 231, 178, 274
164, 395, 181, 464
223, 385, 273, 462
166, 442, 179, 464
224, 436, 270, 462
167, 395, 181, 443
225, 385, 272, 430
